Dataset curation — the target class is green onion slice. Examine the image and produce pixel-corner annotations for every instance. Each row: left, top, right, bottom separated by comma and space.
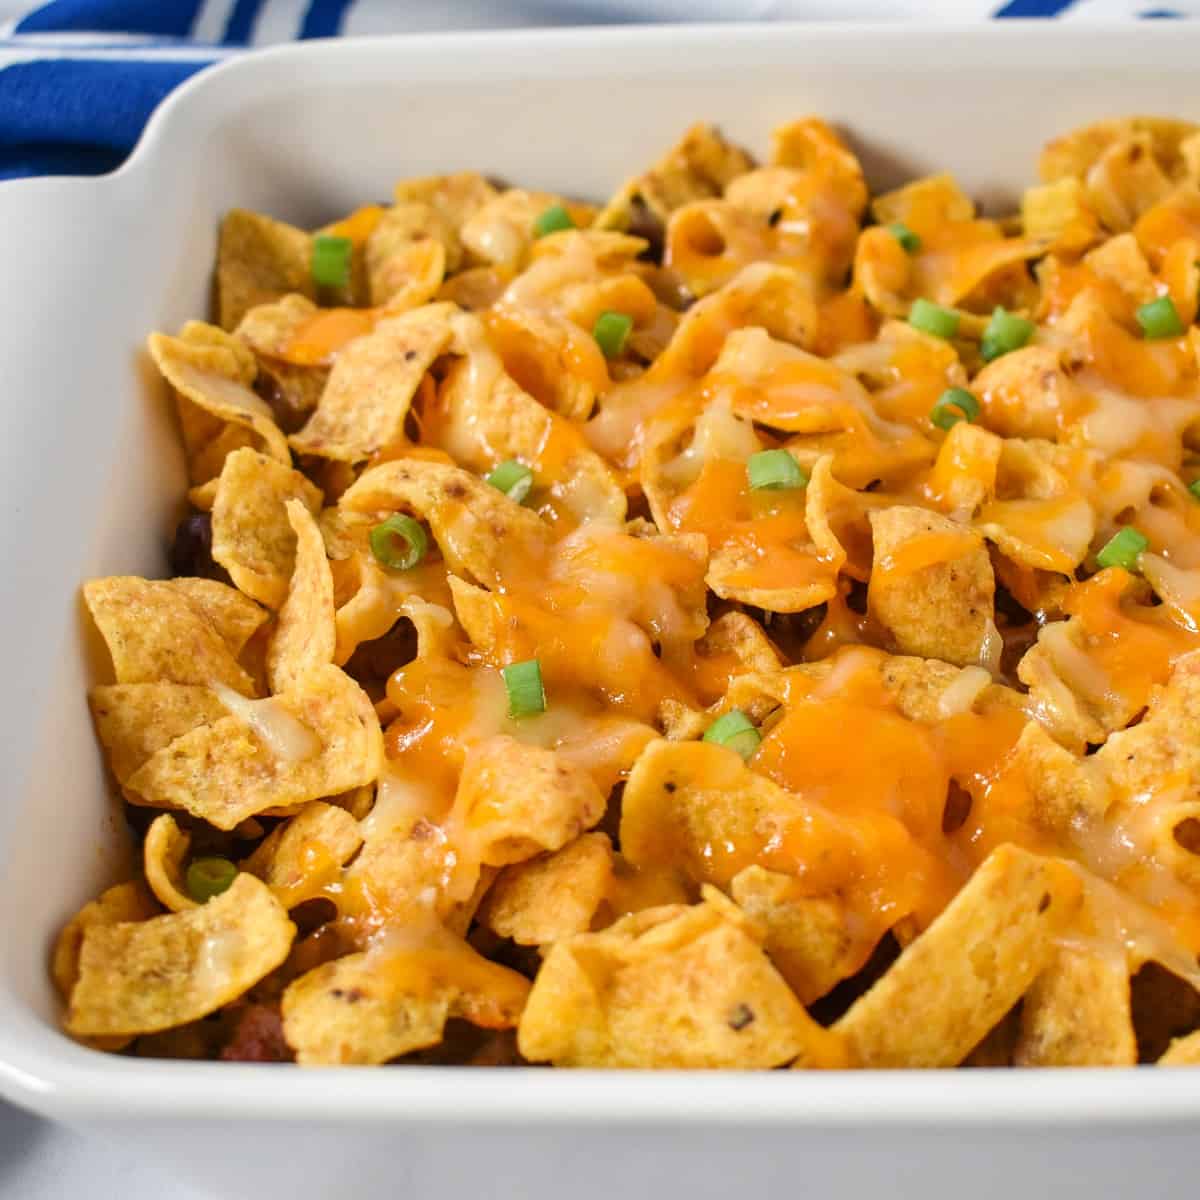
593, 310, 633, 359
930, 387, 981, 431
369, 514, 428, 571
1096, 527, 1149, 572
311, 235, 353, 289
186, 857, 238, 904
908, 298, 960, 340
887, 222, 921, 253
702, 709, 761, 761
1189, 479, 1200, 501
502, 659, 546, 718
533, 204, 575, 237
1136, 295, 1185, 340
980, 306, 1036, 362
486, 460, 534, 504
747, 449, 808, 491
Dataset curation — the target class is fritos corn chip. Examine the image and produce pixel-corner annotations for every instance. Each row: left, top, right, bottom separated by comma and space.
477, 831, 614, 946
217, 209, 315, 331
267, 500, 336, 693
143, 814, 198, 912
125, 663, 383, 830
834, 846, 1084, 1068
211, 447, 323, 609
518, 887, 843, 1068
67, 874, 294, 1037
84, 577, 257, 695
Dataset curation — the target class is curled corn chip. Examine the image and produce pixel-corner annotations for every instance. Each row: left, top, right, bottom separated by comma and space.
432, 315, 627, 526
451, 736, 606, 871
834, 846, 1084, 1068
769, 117, 868, 214
392, 171, 499, 270
90, 683, 227, 787
867, 506, 997, 669
729, 865, 854, 1005
341, 809, 494, 935
267, 500, 336, 694
462, 189, 593, 270
148, 322, 290, 483
339, 458, 549, 588
216, 209, 314, 331
234, 294, 332, 422
53, 879, 160, 1001
620, 738, 809, 887
281, 921, 530, 1065
125, 663, 383, 830
67, 874, 295, 1038
211, 447, 323, 610
144, 814, 198, 912
595, 123, 754, 234
1040, 117, 1199, 185
518, 887, 843, 1069
241, 801, 363, 909
477, 307, 601, 422
1021, 177, 1102, 254
168, 578, 268, 657
477, 831, 614, 946
84, 577, 256, 695
1015, 945, 1136, 1066
365, 204, 450, 308
289, 303, 456, 462
235, 292, 321, 359
971, 343, 1085, 441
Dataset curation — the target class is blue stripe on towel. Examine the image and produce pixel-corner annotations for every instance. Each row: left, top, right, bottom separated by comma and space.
16, 0, 203, 36
0, 58, 211, 176
300, 0, 355, 38
993, 0, 1077, 15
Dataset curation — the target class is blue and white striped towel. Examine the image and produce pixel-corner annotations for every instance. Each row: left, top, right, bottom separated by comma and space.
0, 0, 1189, 180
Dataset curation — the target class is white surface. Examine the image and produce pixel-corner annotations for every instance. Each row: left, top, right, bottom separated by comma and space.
2, 21, 1200, 1200
0, 1101, 215, 1199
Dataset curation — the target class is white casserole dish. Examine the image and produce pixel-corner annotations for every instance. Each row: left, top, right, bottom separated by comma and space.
1, 23, 1199, 1199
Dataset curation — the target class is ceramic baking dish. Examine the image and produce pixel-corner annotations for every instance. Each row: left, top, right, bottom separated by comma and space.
1, 23, 1199, 1200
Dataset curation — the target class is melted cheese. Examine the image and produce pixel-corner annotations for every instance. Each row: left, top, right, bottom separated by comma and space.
176, 133, 1200, 997
192, 928, 245, 996
213, 685, 320, 763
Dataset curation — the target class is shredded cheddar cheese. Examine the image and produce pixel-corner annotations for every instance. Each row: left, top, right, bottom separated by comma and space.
69, 114, 1200, 1070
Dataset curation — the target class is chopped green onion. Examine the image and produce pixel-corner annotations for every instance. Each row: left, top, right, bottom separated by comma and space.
593, 310, 633, 359
369, 514, 428, 571
930, 387, 981, 431
486, 460, 534, 504
888, 222, 921, 254
747, 449, 808, 491
186, 857, 238, 904
1189, 479, 1200, 501
533, 204, 575, 238
702, 709, 761, 761
1136, 295, 1185, 340
980, 306, 1036, 362
908, 298, 960, 340
502, 659, 545, 718
311, 235, 352, 289
1096, 526, 1149, 572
